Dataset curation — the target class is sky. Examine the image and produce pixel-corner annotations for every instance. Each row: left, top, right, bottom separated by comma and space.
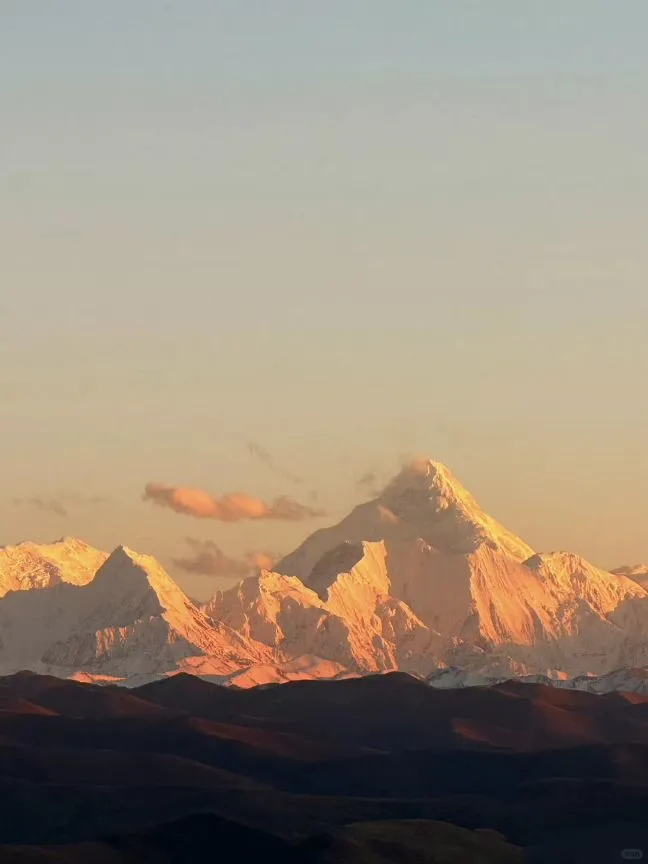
1, 1, 647, 598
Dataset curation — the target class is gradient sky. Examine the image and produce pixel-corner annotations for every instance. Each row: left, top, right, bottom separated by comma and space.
2, 2, 647, 598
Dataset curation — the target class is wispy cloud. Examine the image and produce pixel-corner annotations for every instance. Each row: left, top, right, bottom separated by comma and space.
247, 442, 305, 484
356, 470, 377, 489
12, 493, 109, 517
143, 482, 326, 522
172, 539, 278, 577
354, 467, 388, 497
13, 496, 68, 517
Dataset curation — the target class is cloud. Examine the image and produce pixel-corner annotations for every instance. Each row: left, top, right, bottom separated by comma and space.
13, 497, 68, 517
356, 470, 377, 489
12, 493, 109, 516
403, 454, 434, 474
247, 442, 305, 484
354, 468, 388, 497
172, 539, 278, 577
355, 456, 434, 498
143, 482, 326, 522
247, 550, 276, 570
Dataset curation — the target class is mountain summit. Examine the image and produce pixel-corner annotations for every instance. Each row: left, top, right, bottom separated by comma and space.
0, 537, 107, 598
376, 459, 534, 559
0, 543, 268, 681
275, 458, 533, 588
237, 458, 648, 679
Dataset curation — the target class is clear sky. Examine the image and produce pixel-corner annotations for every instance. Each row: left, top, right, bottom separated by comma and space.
2, 1, 647, 598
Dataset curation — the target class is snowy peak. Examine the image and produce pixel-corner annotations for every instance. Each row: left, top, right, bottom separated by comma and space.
379, 459, 478, 513
268, 460, 648, 680
96, 545, 193, 614
276, 459, 533, 585
0, 542, 270, 680
0, 536, 108, 598
92, 546, 261, 662
612, 565, 648, 591
204, 541, 435, 676
375, 458, 533, 560
526, 552, 647, 606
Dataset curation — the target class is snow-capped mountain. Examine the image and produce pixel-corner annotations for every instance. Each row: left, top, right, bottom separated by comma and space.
0, 543, 269, 680
262, 459, 648, 678
203, 540, 441, 675
2, 459, 647, 688
0, 537, 107, 597
612, 564, 648, 591
276, 459, 534, 580
426, 664, 648, 696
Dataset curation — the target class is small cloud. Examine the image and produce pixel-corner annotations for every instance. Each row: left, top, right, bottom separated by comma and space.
404, 454, 434, 474
12, 493, 109, 516
247, 550, 276, 571
13, 497, 68, 517
354, 468, 387, 498
247, 442, 305, 484
172, 539, 278, 578
143, 482, 326, 522
356, 470, 377, 489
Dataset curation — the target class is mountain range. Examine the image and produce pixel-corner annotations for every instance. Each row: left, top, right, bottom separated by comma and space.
1, 459, 647, 689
